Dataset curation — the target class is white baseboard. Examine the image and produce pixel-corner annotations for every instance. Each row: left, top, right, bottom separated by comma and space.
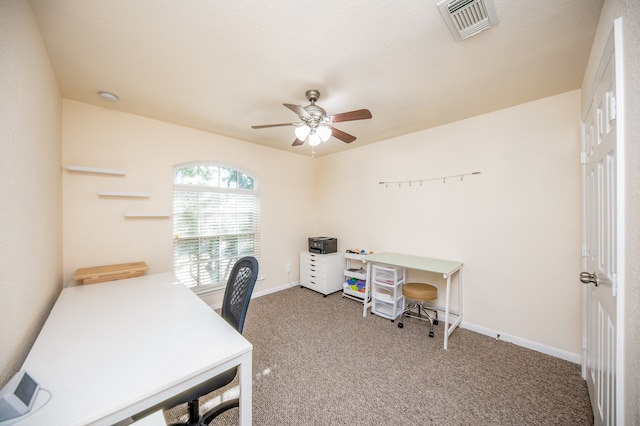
461, 320, 581, 364
208, 280, 299, 310
253, 280, 300, 299
210, 281, 580, 365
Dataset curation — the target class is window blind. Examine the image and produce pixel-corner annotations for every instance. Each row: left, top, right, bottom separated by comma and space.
173, 170, 259, 292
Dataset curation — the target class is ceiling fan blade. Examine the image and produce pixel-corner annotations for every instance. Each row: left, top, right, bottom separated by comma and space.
331, 127, 357, 144
292, 138, 305, 146
251, 123, 294, 129
330, 109, 372, 123
283, 103, 311, 119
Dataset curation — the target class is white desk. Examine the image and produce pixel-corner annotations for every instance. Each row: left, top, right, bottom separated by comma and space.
363, 252, 463, 349
17, 273, 252, 425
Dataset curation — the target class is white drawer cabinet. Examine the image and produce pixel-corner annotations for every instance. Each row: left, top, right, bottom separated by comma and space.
371, 264, 406, 320
299, 251, 345, 296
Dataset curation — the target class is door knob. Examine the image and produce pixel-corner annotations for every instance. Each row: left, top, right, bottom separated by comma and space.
580, 271, 599, 286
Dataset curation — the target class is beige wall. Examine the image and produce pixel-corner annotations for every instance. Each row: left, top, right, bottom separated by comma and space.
315, 91, 583, 358
0, 0, 62, 385
62, 93, 588, 361
4, 0, 636, 404
62, 100, 315, 305
581, 0, 640, 422
60, 91, 591, 362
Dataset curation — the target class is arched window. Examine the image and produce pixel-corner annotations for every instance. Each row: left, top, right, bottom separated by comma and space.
173, 163, 259, 293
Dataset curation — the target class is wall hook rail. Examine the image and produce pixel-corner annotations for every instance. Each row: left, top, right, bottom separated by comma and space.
379, 171, 481, 188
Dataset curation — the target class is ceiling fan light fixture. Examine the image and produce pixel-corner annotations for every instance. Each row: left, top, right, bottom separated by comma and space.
308, 130, 322, 146
294, 124, 311, 141
317, 125, 332, 142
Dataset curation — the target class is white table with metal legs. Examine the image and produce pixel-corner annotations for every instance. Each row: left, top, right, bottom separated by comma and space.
363, 252, 463, 349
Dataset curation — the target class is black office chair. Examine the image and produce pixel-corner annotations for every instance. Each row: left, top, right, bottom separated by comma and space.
134, 256, 259, 425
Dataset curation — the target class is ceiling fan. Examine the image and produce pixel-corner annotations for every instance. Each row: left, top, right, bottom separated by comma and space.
251, 90, 372, 147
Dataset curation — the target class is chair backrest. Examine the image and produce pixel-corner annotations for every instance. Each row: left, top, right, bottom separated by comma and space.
220, 256, 259, 333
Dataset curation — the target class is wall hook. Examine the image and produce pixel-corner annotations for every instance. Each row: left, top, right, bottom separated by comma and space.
378, 171, 481, 188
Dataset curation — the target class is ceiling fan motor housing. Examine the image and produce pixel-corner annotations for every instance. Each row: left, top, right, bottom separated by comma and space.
302, 90, 326, 127
303, 105, 327, 127
305, 89, 321, 103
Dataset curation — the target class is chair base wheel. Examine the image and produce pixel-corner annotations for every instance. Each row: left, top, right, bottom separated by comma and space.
398, 322, 404, 328
433, 319, 439, 326
429, 331, 435, 338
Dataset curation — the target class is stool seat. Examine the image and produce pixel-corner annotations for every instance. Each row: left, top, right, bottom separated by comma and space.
398, 282, 439, 338
402, 282, 437, 301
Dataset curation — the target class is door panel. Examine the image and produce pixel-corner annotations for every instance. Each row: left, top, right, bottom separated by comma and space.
581, 19, 623, 426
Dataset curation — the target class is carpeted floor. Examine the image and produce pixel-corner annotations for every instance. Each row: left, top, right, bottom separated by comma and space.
165, 286, 593, 425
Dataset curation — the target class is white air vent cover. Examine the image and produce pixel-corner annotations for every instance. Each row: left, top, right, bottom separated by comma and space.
437, 0, 498, 41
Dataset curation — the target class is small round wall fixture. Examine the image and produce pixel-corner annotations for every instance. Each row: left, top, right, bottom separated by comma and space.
98, 91, 119, 102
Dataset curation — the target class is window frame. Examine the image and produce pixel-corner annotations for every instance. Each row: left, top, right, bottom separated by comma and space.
172, 161, 260, 295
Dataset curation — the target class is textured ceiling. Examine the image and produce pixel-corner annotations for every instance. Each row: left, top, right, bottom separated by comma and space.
29, 0, 603, 157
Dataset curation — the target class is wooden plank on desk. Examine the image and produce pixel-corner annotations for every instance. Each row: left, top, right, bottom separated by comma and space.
73, 261, 149, 284
82, 270, 145, 284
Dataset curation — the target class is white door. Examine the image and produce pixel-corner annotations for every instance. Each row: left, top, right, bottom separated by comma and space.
581, 19, 624, 426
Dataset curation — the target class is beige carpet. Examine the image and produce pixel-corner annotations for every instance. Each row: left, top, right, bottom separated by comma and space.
165, 286, 593, 425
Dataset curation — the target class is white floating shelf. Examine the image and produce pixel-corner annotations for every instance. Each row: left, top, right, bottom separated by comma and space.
98, 191, 150, 198
124, 213, 171, 218
67, 165, 125, 176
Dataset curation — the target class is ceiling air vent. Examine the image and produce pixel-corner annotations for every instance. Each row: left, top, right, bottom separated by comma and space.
437, 0, 498, 41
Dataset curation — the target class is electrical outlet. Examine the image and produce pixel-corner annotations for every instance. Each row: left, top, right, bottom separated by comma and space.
286, 263, 291, 273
